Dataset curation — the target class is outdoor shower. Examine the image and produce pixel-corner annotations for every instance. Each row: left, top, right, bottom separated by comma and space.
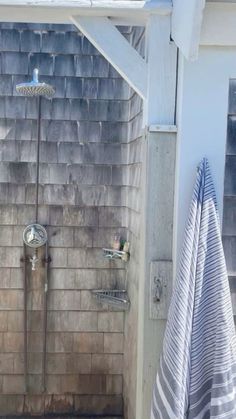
16, 69, 55, 393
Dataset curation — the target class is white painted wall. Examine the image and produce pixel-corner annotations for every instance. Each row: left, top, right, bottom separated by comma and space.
174, 46, 236, 271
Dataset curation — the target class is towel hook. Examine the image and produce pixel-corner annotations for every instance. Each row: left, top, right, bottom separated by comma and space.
153, 277, 162, 302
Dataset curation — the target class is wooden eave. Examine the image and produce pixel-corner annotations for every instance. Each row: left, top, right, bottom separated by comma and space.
0, 0, 172, 26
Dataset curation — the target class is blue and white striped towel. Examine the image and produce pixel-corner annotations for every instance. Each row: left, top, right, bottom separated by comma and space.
151, 158, 236, 419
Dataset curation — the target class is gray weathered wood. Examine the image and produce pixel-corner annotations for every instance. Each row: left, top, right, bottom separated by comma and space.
136, 131, 176, 419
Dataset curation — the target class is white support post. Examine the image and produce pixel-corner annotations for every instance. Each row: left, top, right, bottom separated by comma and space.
136, 14, 177, 419
145, 14, 177, 125
71, 16, 147, 99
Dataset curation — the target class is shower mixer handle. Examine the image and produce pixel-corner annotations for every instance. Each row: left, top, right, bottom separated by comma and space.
29, 253, 39, 271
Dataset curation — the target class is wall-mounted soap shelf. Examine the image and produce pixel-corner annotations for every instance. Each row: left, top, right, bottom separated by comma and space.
92, 289, 130, 311
103, 248, 130, 262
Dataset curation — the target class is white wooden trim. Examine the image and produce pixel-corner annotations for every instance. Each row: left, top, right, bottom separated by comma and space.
0, 0, 134, 4
71, 16, 147, 99
172, 0, 206, 60
0, 1, 172, 26
201, 3, 236, 46
172, 2, 236, 48
0, 1, 173, 31
0, 7, 145, 25
0, 0, 171, 11
144, 14, 177, 125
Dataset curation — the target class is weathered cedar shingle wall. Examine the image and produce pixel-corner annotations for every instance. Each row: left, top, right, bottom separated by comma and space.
222, 79, 236, 315
123, 26, 145, 419
0, 22, 137, 417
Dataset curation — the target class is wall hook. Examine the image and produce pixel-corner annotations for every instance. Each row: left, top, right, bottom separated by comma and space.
153, 277, 162, 302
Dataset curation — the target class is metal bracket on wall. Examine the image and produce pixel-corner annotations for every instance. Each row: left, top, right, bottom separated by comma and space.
149, 124, 177, 133
149, 260, 173, 320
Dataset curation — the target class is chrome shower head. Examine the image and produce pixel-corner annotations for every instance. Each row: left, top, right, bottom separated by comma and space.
16, 68, 55, 98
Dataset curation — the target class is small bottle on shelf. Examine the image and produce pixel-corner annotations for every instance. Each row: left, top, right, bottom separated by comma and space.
112, 234, 121, 251
123, 241, 130, 253
122, 241, 130, 261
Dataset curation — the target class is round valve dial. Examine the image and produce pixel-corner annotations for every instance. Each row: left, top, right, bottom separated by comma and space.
23, 224, 47, 248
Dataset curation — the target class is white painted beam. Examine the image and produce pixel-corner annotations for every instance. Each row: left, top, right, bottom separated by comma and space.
201, 3, 236, 46
0, 0, 172, 25
172, 0, 206, 60
0, 6, 145, 26
0, 0, 170, 11
0, 0, 136, 4
71, 16, 147, 99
